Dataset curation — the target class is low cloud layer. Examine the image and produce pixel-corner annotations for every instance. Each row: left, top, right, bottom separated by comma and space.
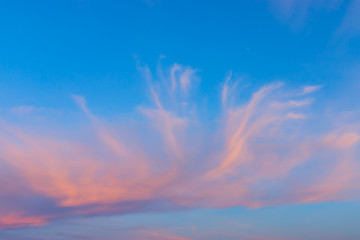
0, 63, 359, 230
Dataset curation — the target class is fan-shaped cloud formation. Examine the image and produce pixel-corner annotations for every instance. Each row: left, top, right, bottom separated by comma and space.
0, 63, 359, 230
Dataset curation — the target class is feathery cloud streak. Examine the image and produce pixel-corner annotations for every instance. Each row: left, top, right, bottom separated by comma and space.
0, 63, 359, 229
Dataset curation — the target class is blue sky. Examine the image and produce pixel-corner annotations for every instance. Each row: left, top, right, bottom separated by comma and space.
1, 0, 359, 114
0, 1, 360, 239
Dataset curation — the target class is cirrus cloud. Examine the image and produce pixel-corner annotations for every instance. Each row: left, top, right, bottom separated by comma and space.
0, 62, 359, 230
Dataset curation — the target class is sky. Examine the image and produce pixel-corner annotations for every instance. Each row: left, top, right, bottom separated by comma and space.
0, 0, 360, 239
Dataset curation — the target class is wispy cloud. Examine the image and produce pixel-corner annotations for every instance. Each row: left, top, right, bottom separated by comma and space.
9, 105, 59, 116
336, 0, 360, 37
299, 85, 323, 95
269, 0, 360, 39
267, 0, 342, 28
0, 63, 359, 230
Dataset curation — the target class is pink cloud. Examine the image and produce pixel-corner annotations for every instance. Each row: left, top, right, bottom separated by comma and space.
0, 63, 359, 230
0, 213, 48, 230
